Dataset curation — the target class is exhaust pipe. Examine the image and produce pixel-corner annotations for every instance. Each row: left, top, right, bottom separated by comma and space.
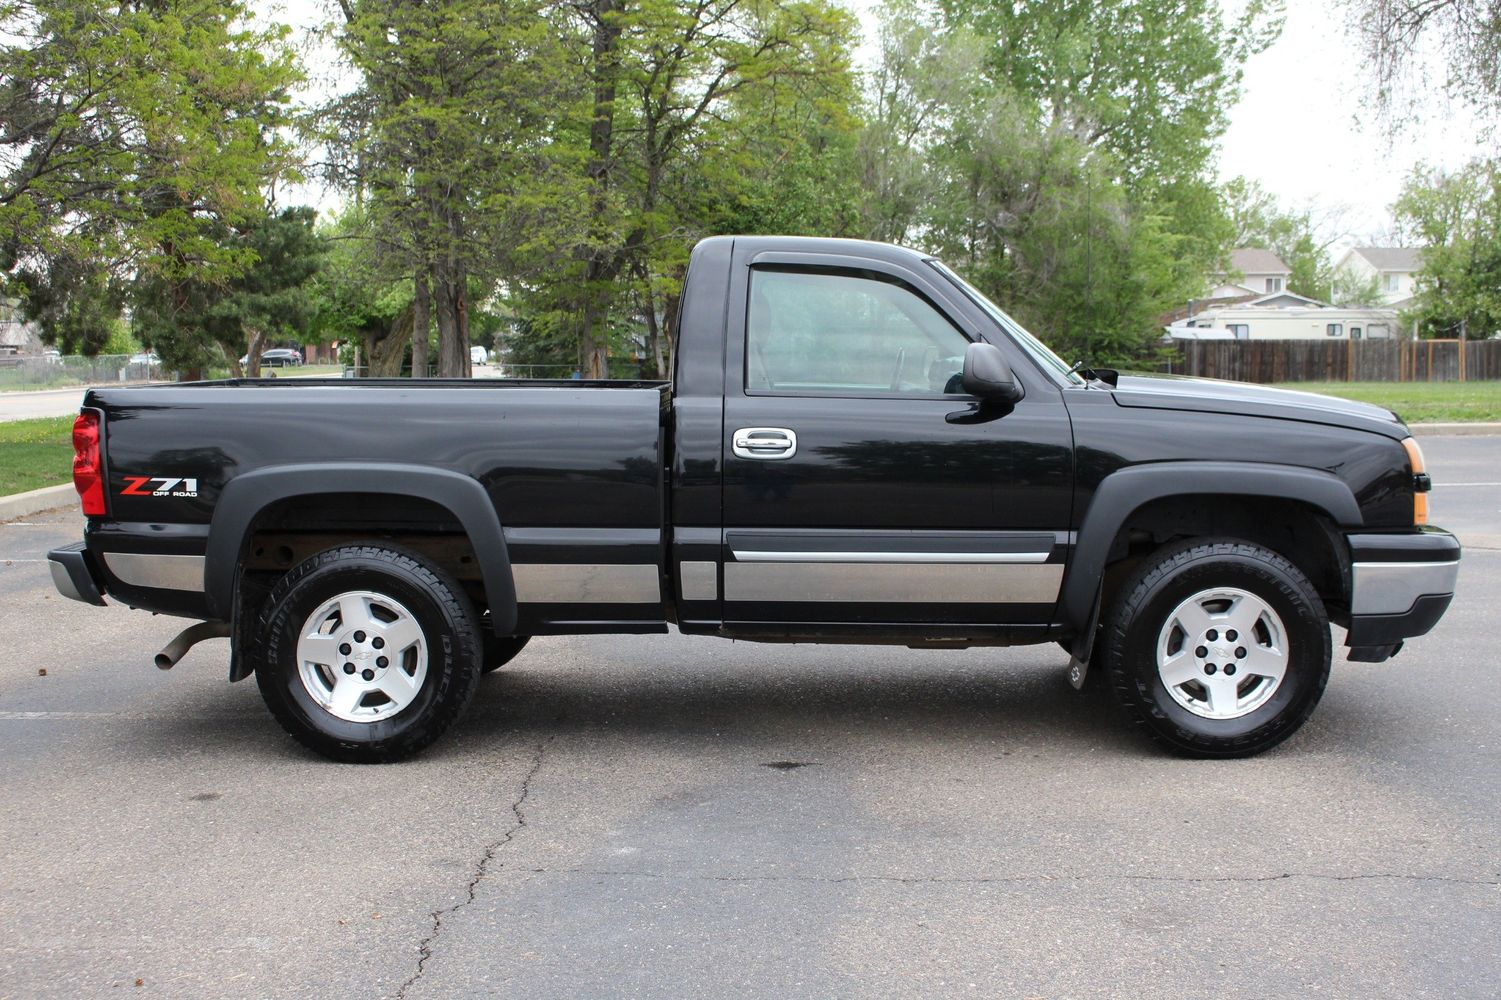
155, 621, 232, 670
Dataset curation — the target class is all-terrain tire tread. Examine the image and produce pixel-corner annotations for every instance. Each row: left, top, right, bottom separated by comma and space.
252, 544, 482, 763
1101, 538, 1331, 759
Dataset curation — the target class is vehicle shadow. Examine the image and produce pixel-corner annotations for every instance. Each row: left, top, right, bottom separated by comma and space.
113, 642, 1150, 764
452, 643, 1142, 758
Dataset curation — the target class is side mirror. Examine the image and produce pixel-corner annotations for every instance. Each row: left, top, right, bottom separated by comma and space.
961, 342, 1023, 404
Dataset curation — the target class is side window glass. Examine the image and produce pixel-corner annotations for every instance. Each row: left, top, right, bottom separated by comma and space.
746, 269, 972, 396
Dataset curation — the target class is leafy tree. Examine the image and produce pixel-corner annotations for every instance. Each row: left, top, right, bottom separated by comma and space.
939, 0, 1284, 193
1223, 177, 1340, 302
1395, 159, 1501, 338
328, 0, 584, 378
1330, 268, 1384, 308
561, 0, 859, 378
858, 0, 1261, 365
1, 0, 300, 355
132, 207, 324, 375
1341, 0, 1501, 121
11, 256, 121, 355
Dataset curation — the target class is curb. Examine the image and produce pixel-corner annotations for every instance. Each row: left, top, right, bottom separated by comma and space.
1411, 422, 1501, 436
0, 483, 73, 522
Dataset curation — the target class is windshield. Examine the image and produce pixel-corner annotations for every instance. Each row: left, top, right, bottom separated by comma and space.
927, 261, 1086, 387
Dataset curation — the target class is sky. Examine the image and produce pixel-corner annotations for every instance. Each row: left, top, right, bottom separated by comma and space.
1213, 2, 1491, 244
278, 0, 1491, 247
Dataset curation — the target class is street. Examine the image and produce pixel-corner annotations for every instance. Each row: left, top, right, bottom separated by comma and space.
0, 437, 1497, 999
0, 387, 91, 423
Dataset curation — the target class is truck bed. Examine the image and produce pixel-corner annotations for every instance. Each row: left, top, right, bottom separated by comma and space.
82, 378, 671, 631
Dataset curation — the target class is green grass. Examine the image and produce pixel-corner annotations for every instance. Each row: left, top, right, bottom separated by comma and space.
0, 416, 75, 495
278, 363, 343, 378
1272, 381, 1501, 423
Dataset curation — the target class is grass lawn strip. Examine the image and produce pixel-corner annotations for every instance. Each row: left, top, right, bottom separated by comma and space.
0, 416, 75, 495
1273, 381, 1501, 423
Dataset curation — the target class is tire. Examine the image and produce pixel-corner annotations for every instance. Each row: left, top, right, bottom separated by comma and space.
481, 633, 530, 674
1101, 538, 1331, 758
252, 544, 482, 763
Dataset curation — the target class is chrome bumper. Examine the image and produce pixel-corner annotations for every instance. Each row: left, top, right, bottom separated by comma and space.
1345, 529, 1460, 650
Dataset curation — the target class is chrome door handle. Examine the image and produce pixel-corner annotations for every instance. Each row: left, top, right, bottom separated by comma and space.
732, 427, 798, 460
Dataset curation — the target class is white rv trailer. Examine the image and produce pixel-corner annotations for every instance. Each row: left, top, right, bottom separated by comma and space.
1173, 299, 1398, 342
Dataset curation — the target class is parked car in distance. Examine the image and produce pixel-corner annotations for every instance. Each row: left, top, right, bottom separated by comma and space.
239, 348, 304, 368
470, 346, 489, 366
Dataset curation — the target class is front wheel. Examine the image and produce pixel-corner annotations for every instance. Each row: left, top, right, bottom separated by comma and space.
1102, 539, 1331, 758
252, 544, 482, 763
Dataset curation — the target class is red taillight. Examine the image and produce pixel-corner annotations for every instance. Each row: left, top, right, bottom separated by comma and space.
72, 411, 106, 516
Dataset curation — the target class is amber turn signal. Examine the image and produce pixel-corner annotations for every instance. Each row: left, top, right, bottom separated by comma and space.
1402, 437, 1428, 526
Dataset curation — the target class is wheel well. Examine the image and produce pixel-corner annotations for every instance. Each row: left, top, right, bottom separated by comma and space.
1099, 495, 1349, 626
238, 492, 487, 617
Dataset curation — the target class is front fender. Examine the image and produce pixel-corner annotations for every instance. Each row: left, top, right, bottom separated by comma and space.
1062, 461, 1362, 660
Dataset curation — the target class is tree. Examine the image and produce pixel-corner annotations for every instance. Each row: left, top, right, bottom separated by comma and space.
1341, 0, 1501, 121
1330, 268, 1384, 308
1222, 177, 1342, 302
1395, 160, 1501, 338
855, 0, 1266, 365
1, 0, 300, 356
560, 0, 859, 378
131, 207, 325, 375
329, 0, 584, 378
939, 0, 1285, 192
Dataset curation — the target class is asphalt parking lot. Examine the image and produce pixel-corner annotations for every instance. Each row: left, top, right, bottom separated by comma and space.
1, 436, 1498, 999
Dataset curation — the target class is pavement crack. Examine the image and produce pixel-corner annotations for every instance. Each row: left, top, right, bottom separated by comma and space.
394, 736, 553, 1000
541, 868, 1501, 888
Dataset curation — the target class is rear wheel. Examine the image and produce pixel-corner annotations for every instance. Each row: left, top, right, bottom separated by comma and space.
1102, 539, 1331, 758
252, 544, 482, 763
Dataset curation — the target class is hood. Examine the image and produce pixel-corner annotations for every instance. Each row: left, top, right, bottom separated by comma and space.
1109, 373, 1408, 439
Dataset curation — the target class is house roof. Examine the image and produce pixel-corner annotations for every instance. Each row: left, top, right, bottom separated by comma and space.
1229, 247, 1290, 275
1249, 291, 1328, 308
1349, 247, 1423, 272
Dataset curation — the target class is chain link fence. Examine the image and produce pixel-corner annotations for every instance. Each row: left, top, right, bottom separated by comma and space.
0, 354, 167, 391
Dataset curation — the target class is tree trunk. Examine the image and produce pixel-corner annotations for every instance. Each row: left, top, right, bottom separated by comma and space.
579, 300, 609, 379
412, 269, 430, 378
432, 269, 471, 378
577, 0, 623, 382
660, 290, 679, 378
244, 329, 265, 378
370, 308, 413, 377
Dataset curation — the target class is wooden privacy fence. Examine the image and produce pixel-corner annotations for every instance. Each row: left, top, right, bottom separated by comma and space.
1163, 339, 1501, 383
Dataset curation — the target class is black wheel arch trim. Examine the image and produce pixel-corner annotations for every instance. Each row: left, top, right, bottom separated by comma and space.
1063, 461, 1362, 661
205, 463, 517, 635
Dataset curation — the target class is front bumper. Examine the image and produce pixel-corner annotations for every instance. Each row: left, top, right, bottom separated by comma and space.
1345, 529, 1460, 651
48, 543, 108, 606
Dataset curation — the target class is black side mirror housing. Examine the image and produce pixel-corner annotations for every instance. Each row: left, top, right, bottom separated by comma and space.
961, 342, 1023, 404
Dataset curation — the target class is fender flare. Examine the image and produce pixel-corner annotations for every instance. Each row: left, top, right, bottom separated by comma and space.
205, 463, 518, 636
1062, 461, 1362, 662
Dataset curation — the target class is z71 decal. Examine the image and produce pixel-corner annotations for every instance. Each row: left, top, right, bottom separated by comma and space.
120, 476, 199, 498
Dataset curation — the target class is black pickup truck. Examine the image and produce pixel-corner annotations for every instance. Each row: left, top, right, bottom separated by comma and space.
49, 236, 1460, 762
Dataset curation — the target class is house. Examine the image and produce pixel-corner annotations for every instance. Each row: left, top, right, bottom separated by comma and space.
1167, 291, 1399, 341
1334, 247, 1423, 306
0, 298, 43, 353
1207, 248, 1294, 298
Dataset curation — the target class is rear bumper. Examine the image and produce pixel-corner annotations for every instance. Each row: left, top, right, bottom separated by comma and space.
1345, 529, 1460, 649
48, 542, 108, 606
